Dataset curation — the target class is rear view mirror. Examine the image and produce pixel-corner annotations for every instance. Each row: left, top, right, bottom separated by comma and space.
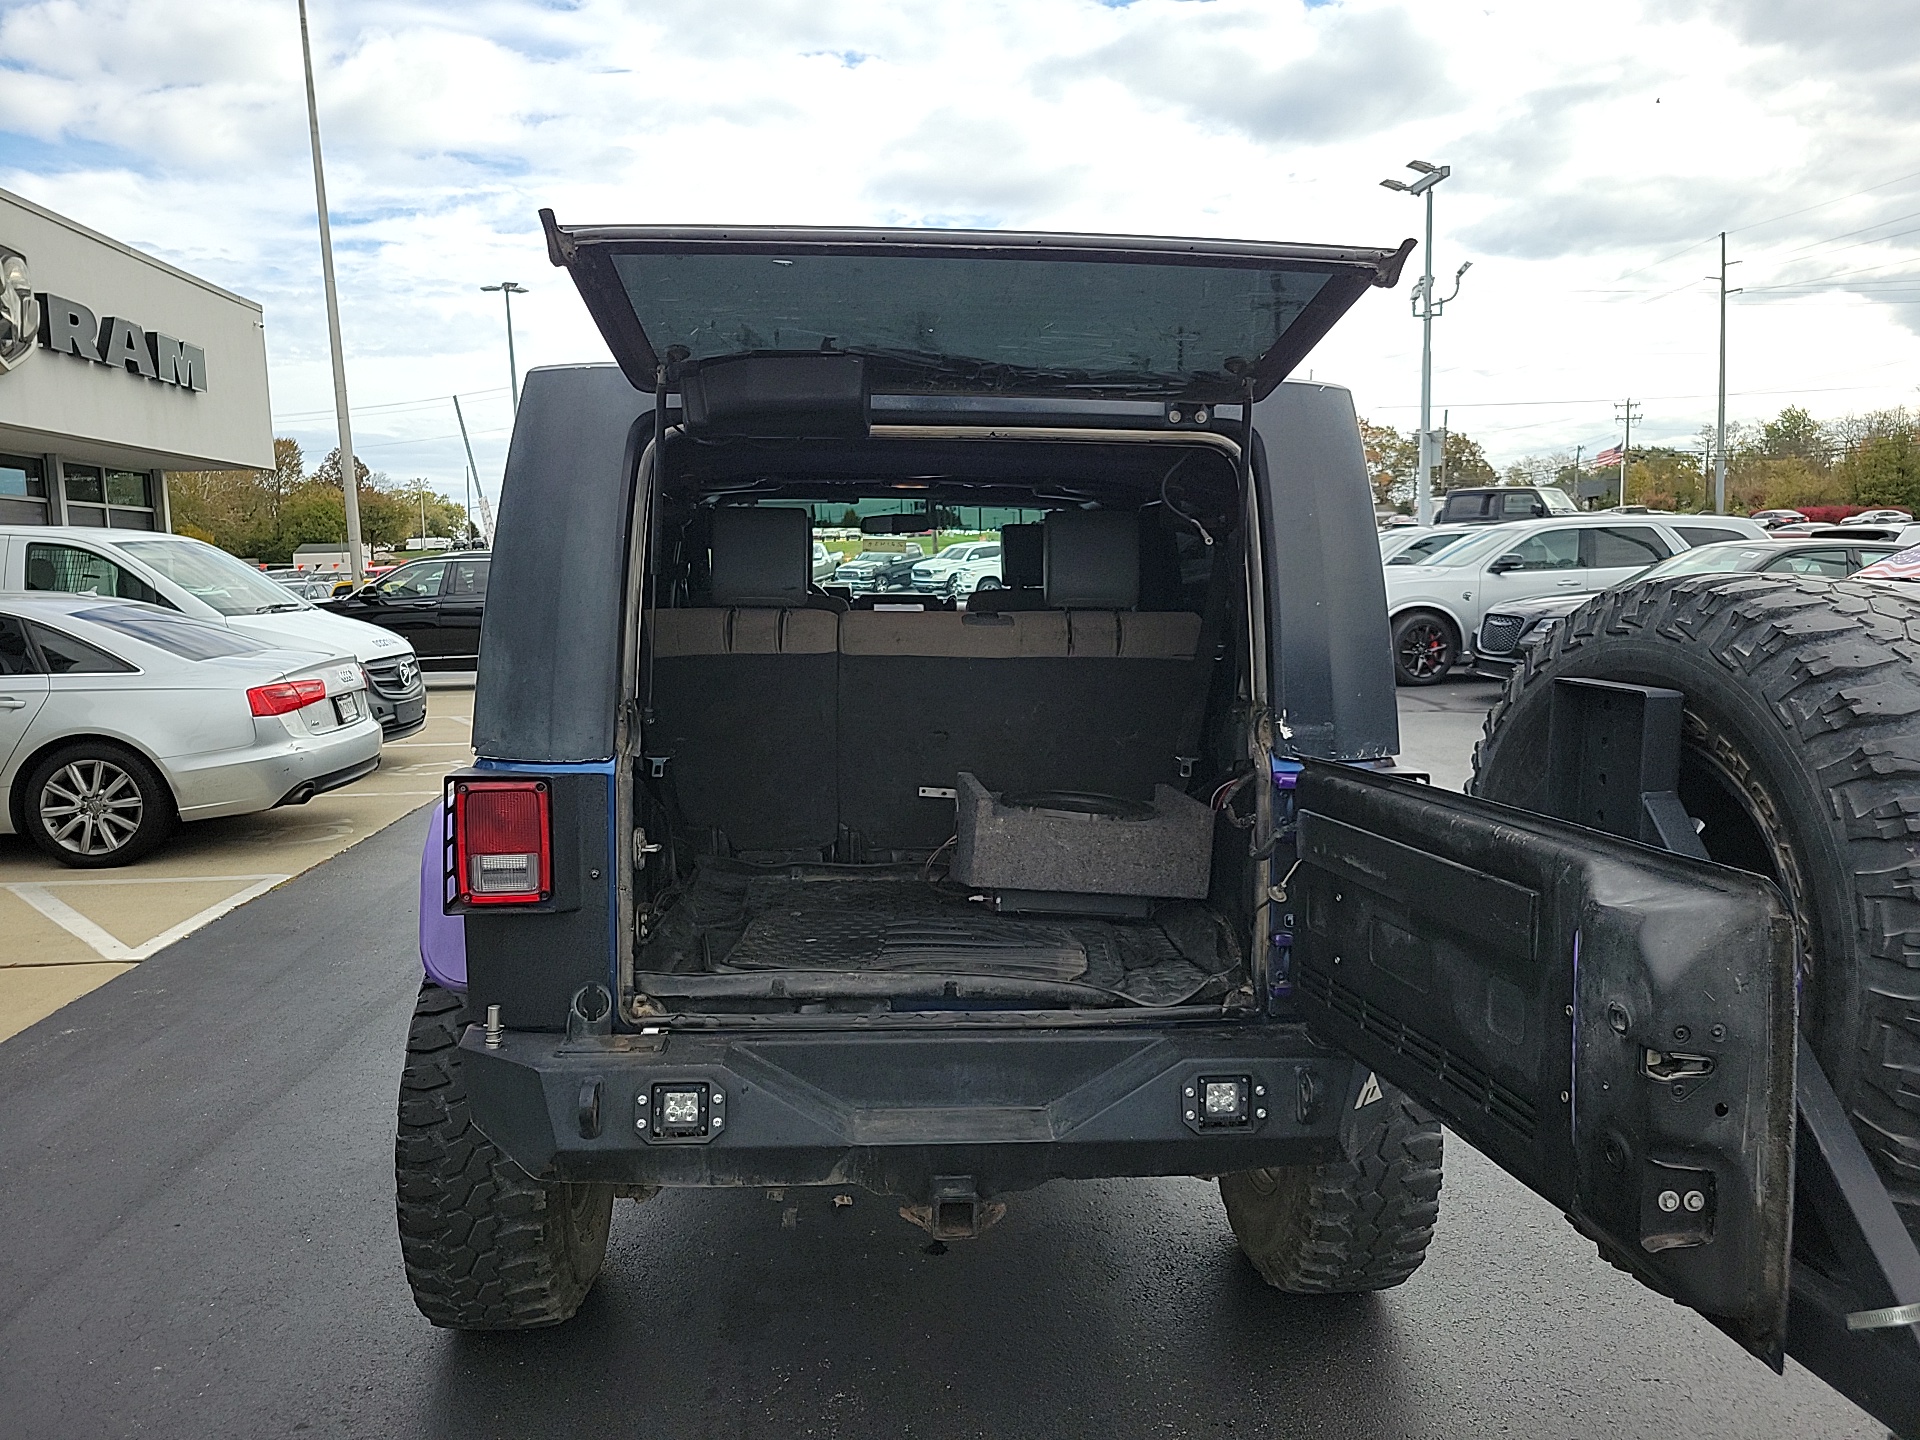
861, 509, 933, 535
1489, 554, 1523, 573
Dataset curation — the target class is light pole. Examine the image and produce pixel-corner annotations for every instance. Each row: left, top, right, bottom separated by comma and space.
297, 0, 364, 586
1381, 161, 1469, 524
481, 281, 528, 413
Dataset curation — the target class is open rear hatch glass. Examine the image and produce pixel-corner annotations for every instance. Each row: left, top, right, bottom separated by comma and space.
541, 214, 1413, 402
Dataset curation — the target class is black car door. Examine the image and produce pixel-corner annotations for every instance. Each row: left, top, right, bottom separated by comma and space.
1289, 762, 1797, 1363
438, 556, 488, 664
356, 560, 448, 656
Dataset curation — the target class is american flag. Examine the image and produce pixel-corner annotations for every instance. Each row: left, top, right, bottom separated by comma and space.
1852, 544, 1920, 582
1588, 446, 1624, 470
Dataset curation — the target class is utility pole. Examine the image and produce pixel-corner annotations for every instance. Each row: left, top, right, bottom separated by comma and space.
1381, 161, 1470, 524
297, 0, 364, 587
481, 282, 528, 413
452, 394, 492, 544
1615, 399, 1642, 506
1712, 232, 1742, 514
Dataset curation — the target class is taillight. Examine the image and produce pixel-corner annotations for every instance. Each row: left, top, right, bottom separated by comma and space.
248, 678, 328, 716
452, 779, 551, 905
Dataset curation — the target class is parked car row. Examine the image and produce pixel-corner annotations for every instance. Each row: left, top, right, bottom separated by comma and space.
0, 525, 446, 868
1380, 512, 1770, 684
1470, 536, 1909, 679
0, 593, 382, 866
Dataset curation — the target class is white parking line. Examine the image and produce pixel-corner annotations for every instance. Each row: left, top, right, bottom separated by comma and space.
5, 874, 290, 963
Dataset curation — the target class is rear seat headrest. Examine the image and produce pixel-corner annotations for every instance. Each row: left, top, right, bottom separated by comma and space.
1044, 510, 1140, 610
710, 507, 811, 607
999, 523, 1043, 589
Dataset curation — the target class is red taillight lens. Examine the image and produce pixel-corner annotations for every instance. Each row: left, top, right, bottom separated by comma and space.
248, 678, 328, 716
452, 780, 551, 905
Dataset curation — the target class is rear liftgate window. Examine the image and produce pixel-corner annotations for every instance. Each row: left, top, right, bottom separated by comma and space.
611, 253, 1330, 394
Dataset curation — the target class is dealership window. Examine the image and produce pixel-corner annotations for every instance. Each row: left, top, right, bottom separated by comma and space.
62, 465, 157, 530
0, 453, 49, 525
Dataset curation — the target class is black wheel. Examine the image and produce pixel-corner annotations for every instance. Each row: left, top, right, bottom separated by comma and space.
395, 984, 615, 1329
19, 741, 175, 867
1219, 1079, 1443, 1292
1391, 610, 1458, 686
1473, 575, 1920, 1240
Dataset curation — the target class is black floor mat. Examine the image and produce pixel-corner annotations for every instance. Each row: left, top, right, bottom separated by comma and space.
640, 865, 1239, 1006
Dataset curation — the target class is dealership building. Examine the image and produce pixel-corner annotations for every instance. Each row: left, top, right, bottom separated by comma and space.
0, 186, 273, 532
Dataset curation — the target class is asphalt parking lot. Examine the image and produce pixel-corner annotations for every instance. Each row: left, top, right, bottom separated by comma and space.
0, 684, 473, 1043
0, 674, 1882, 1439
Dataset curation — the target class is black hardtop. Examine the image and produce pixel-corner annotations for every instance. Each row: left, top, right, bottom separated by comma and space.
541, 212, 1412, 404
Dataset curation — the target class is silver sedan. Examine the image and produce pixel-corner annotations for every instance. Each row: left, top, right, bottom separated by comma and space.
0, 593, 383, 867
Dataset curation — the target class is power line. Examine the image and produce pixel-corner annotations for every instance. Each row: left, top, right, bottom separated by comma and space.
272, 385, 512, 425
1368, 378, 1916, 412
1597, 165, 1920, 295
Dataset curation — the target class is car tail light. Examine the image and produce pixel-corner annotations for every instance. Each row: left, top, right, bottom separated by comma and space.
452, 779, 551, 905
248, 678, 328, 716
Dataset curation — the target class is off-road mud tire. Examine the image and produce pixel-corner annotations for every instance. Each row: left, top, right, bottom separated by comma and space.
1472, 575, 1920, 1239
1219, 1083, 1444, 1292
395, 983, 615, 1329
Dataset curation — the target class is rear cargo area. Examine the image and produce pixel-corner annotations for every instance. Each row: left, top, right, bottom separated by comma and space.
629, 447, 1254, 1014
639, 862, 1242, 1007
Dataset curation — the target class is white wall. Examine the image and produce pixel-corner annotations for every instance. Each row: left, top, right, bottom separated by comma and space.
0, 187, 273, 471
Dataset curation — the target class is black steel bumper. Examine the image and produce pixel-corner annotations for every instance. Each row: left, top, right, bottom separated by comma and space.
459, 1021, 1363, 1201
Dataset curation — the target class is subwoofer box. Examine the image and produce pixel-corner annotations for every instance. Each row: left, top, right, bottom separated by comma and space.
950, 772, 1214, 899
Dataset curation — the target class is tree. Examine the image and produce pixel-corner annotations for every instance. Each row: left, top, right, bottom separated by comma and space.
1357, 418, 1417, 508
1760, 405, 1829, 462
313, 447, 374, 491
1839, 430, 1920, 512
1437, 429, 1495, 490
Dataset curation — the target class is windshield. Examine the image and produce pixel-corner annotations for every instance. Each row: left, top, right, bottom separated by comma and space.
1387, 531, 1475, 564
116, 538, 309, 616
1416, 529, 1517, 568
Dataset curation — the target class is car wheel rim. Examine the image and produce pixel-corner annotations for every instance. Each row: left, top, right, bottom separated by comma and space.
1399, 624, 1449, 677
40, 759, 143, 856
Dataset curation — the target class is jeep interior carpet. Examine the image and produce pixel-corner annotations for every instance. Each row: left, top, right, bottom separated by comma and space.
640, 863, 1238, 1006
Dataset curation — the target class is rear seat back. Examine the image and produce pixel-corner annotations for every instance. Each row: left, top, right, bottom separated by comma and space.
836, 513, 1202, 850
648, 508, 839, 852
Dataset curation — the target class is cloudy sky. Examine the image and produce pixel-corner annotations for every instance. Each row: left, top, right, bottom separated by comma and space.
4, 0, 1919, 506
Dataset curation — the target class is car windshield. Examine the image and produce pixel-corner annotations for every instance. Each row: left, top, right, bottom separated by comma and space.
1417, 528, 1520, 567
115, 538, 309, 616
75, 603, 275, 659
1387, 531, 1475, 564
1638, 544, 1771, 580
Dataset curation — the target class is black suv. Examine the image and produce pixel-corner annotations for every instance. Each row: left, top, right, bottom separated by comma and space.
394, 221, 1878, 1421
1436, 485, 1578, 524
323, 551, 488, 668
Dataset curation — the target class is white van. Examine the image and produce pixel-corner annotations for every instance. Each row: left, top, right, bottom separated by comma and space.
0, 527, 428, 737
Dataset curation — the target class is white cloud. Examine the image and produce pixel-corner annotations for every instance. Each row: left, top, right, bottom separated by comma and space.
0, 0, 1916, 494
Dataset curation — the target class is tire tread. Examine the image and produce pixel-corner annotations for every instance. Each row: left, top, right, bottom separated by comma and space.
394, 984, 611, 1329
1472, 575, 1920, 1231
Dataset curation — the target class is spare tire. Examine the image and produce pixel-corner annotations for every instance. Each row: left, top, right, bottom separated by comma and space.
1472, 575, 1920, 1239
